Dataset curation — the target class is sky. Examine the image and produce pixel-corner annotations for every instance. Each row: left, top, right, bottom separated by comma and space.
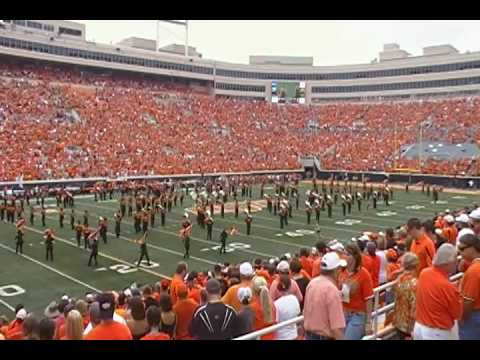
75, 20, 480, 66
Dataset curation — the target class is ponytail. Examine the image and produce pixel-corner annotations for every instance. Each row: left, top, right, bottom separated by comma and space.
259, 286, 273, 324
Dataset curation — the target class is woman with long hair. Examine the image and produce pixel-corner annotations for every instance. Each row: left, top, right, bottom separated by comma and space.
274, 274, 301, 340
251, 276, 277, 340
62, 310, 84, 340
125, 296, 148, 340
338, 242, 374, 340
159, 293, 177, 339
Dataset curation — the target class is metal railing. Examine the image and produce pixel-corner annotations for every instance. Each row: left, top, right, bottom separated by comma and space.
235, 271, 464, 340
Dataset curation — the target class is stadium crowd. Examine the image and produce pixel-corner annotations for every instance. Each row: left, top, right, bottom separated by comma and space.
0, 60, 479, 181
1, 198, 480, 340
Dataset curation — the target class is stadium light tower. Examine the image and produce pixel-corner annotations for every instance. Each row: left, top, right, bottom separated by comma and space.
157, 20, 189, 57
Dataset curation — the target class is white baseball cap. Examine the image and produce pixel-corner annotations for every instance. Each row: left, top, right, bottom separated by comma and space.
276, 260, 290, 273
457, 228, 475, 243
456, 214, 470, 224
239, 262, 254, 276
444, 215, 455, 224
16, 308, 27, 320
327, 240, 345, 252
237, 287, 253, 303
469, 208, 480, 221
321, 252, 347, 270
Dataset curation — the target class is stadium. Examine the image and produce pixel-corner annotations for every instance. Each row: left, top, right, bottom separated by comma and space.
0, 20, 479, 341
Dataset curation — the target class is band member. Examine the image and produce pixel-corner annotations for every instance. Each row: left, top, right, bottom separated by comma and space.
265, 195, 272, 214
372, 191, 378, 209
114, 212, 122, 238
273, 197, 277, 216
99, 217, 108, 244
41, 206, 46, 227
260, 183, 264, 199
279, 203, 287, 229
244, 210, 253, 236
209, 200, 214, 217
83, 210, 89, 227
305, 201, 312, 225
15, 217, 26, 255
326, 195, 333, 218
128, 196, 133, 217
29, 205, 34, 225
220, 201, 225, 218
288, 198, 293, 218
0, 201, 5, 222
180, 191, 184, 206
75, 221, 84, 247
426, 184, 431, 197
44, 229, 55, 262
314, 199, 321, 224
120, 196, 127, 218
234, 199, 239, 218
136, 230, 151, 267
180, 214, 192, 259
87, 229, 99, 267
83, 227, 92, 250
405, 182, 409, 193
383, 187, 390, 206
150, 207, 155, 227
346, 194, 353, 214
293, 193, 299, 211
70, 209, 75, 230
160, 205, 166, 226
341, 195, 347, 217
432, 186, 439, 203
204, 211, 214, 241
219, 226, 236, 254
356, 192, 363, 212
142, 211, 149, 233
246, 199, 251, 214
59, 207, 64, 228
134, 211, 142, 233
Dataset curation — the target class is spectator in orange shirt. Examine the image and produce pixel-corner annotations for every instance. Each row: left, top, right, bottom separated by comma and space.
441, 215, 458, 246
186, 271, 202, 304
173, 284, 198, 340
251, 276, 276, 340
140, 306, 170, 340
299, 248, 313, 277
339, 243, 374, 340
457, 233, 480, 340
413, 244, 462, 340
84, 293, 133, 340
6, 308, 27, 340
62, 310, 84, 340
311, 240, 328, 278
170, 262, 188, 305
407, 218, 436, 274
222, 262, 254, 312
365, 241, 381, 288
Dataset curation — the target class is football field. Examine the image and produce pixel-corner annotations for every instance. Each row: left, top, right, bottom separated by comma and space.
0, 182, 478, 317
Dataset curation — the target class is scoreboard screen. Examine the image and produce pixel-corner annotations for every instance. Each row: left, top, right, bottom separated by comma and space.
271, 81, 305, 104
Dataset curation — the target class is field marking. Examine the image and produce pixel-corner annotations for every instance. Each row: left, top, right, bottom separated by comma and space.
75, 202, 276, 258
0, 242, 101, 293
23, 222, 172, 280
0, 298, 15, 312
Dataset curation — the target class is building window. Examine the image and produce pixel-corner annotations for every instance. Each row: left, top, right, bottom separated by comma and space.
58, 27, 82, 37
13, 20, 26, 27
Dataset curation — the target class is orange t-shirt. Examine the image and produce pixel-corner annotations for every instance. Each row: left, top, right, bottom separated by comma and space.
250, 297, 277, 340
442, 226, 458, 246
5, 320, 23, 340
387, 262, 401, 282
362, 254, 380, 288
415, 267, 462, 330
170, 274, 185, 305
84, 321, 133, 340
300, 256, 313, 277
141, 332, 170, 340
255, 270, 271, 285
312, 256, 323, 278
221, 280, 252, 312
339, 267, 374, 313
410, 233, 436, 274
460, 260, 480, 310
187, 285, 202, 305
173, 298, 199, 340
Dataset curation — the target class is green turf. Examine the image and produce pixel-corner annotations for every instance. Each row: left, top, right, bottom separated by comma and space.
0, 183, 478, 317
